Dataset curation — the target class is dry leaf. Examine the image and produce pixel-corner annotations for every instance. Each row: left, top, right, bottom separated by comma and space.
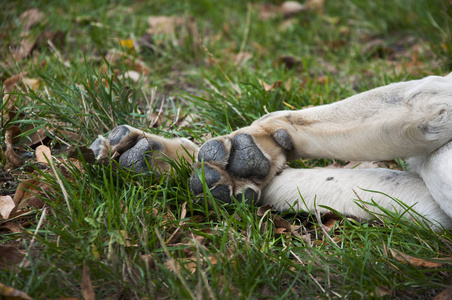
275, 228, 288, 235
272, 214, 293, 233
120, 70, 141, 83
22, 77, 41, 90
19, 8, 44, 30
433, 289, 452, 300
147, 16, 183, 35
432, 274, 452, 300
370, 286, 392, 297
0, 222, 22, 234
165, 255, 218, 274
33, 30, 66, 52
258, 4, 279, 20
4, 128, 23, 170
27, 127, 49, 147
0, 196, 15, 219
165, 258, 197, 274
278, 55, 302, 69
3, 72, 28, 93
0, 245, 25, 269
125, 58, 151, 75
12, 38, 35, 61
389, 248, 452, 268
81, 261, 95, 300
36, 145, 52, 164
306, 0, 325, 14
322, 218, 338, 232
257, 204, 273, 217
257, 204, 294, 234
281, 1, 307, 17
0, 283, 32, 300
13, 178, 46, 210
259, 80, 282, 92
233, 52, 253, 65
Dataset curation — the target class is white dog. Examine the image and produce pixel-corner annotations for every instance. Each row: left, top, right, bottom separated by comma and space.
91, 73, 452, 229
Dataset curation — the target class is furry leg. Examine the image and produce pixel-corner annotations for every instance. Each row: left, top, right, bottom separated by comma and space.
260, 167, 452, 229
408, 140, 452, 222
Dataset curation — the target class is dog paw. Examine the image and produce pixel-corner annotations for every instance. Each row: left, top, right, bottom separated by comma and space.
190, 126, 292, 204
90, 125, 198, 174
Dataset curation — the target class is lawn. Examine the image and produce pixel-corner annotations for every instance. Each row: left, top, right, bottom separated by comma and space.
1, 0, 452, 299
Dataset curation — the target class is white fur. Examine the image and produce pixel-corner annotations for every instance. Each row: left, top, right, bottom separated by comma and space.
256, 74, 452, 229
253, 74, 452, 161
260, 167, 452, 229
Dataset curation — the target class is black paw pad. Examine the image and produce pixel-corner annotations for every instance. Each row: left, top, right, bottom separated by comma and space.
190, 165, 232, 203
272, 129, 293, 151
210, 185, 232, 203
227, 134, 270, 179
198, 140, 228, 163
119, 138, 162, 173
235, 187, 258, 205
108, 125, 131, 145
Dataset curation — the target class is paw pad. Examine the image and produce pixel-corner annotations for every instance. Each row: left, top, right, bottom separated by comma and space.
119, 138, 162, 173
227, 134, 270, 179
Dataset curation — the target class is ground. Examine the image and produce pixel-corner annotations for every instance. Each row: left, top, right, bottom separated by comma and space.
1, 0, 452, 299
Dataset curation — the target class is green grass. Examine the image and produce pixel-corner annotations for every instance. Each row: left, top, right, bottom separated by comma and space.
1, 0, 452, 299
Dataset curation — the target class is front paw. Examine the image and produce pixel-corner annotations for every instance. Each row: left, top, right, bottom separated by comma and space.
189, 127, 291, 204
90, 125, 197, 174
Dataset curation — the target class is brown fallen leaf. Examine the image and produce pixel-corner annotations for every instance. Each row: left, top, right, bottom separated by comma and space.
81, 261, 95, 300
4, 128, 23, 170
0, 222, 22, 234
278, 55, 302, 69
13, 178, 46, 211
11, 38, 36, 61
433, 288, 452, 300
257, 204, 293, 234
370, 286, 392, 297
19, 8, 44, 31
0, 195, 15, 219
432, 273, 452, 300
0, 245, 25, 269
389, 248, 452, 268
22, 77, 41, 90
32, 30, 66, 53
322, 217, 338, 232
306, 0, 325, 14
165, 255, 219, 274
258, 80, 282, 92
26, 127, 49, 147
36, 145, 52, 164
0, 283, 32, 300
233, 52, 253, 65
147, 16, 183, 35
120, 70, 141, 83
3, 72, 28, 93
257, 3, 279, 21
